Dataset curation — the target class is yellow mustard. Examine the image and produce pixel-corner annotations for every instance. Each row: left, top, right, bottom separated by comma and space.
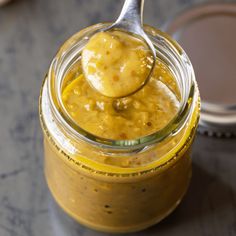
82, 31, 153, 97
39, 24, 200, 233
62, 60, 179, 140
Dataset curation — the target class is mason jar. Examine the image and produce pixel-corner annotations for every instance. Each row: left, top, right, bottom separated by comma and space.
39, 23, 200, 233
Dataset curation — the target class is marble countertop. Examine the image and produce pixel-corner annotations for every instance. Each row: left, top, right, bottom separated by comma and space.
0, 0, 236, 235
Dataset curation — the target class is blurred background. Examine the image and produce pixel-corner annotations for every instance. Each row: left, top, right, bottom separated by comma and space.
0, 0, 236, 236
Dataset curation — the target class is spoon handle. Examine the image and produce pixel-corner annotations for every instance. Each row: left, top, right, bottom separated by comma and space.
116, 0, 145, 33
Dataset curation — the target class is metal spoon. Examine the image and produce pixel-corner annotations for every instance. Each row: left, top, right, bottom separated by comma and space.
107, 0, 156, 59
84, 0, 156, 98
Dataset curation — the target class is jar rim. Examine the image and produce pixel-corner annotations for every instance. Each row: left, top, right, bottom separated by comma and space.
47, 23, 197, 151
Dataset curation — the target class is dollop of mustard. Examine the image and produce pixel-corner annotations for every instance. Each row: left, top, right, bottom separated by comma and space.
82, 31, 153, 97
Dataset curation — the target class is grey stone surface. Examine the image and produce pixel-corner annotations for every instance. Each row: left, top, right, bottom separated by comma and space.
0, 0, 235, 235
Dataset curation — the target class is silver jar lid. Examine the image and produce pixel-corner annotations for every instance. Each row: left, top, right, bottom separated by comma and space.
164, 3, 236, 137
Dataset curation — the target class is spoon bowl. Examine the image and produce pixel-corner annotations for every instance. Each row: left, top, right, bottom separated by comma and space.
83, 0, 156, 98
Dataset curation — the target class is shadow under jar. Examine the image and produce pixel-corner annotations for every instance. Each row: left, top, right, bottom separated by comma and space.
39, 23, 200, 233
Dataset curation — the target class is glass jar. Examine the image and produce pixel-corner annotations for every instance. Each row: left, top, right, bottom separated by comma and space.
39, 23, 200, 233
